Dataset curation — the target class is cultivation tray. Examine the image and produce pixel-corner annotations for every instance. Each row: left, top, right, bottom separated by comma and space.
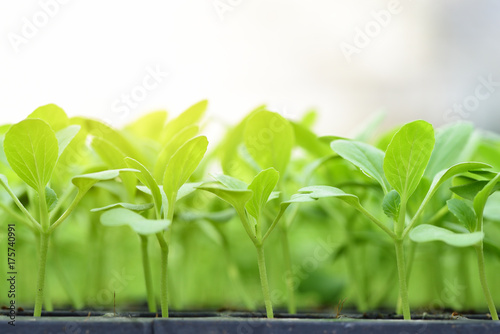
1, 311, 499, 334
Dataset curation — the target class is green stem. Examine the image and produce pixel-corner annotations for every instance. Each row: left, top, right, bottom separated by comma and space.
280, 225, 296, 314
256, 244, 273, 318
140, 235, 157, 313
39, 188, 49, 231
49, 186, 76, 223
156, 233, 169, 318
34, 232, 50, 317
49, 191, 85, 233
475, 244, 499, 320
394, 240, 411, 320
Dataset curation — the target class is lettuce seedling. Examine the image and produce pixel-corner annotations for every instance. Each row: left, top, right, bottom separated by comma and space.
0, 109, 138, 316
293, 120, 490, 320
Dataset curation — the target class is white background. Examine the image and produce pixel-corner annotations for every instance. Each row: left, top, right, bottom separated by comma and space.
1, 0, 500, 140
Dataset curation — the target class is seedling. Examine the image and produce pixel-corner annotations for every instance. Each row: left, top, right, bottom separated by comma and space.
291, 120, 490, 319
0, 104, 138, 316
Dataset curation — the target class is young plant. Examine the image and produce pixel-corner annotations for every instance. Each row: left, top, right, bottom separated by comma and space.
0, 106, 139, 316
411, 171, 500, 320
198, 168, 305, 318
293, 120, 490, 319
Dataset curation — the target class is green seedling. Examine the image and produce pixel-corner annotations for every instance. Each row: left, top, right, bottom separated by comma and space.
198, 168, 307, 318
0, 110, 138, 316
294, 120, 490, 319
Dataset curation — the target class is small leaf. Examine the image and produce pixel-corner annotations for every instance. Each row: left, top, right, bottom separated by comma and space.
177, 182, 203, 201
161, 100, 207, 144
473, 172, 500, 228
415, 162, 491, 216
45, 186, 58, 211
213, 174, 248, 190
197, 183, 253, 213
154, 125, 199, 183
450, 181, 500, 201
246, 168, 279, 219
4, 119, 59, 191
91, 202, 154, 213
125, 110, 168, 141
72, 168, 138, 194
447, 198, 477, 232
125, 157, 163, 215
163, 136, 208, 205
100, 208, 170, 235
332, 140, 390, 193
383, 120, 435, 200
410, 224, 483, 247
56, 125, 81, 158
295, 185, 362, 208
244, 110, 294, 175
28, 104, 69, 131
382, 190, 400, 220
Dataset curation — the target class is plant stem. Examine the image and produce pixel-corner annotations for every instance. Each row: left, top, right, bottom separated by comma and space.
256, 244, 274, 318
157, 233, 169, 318
475, 244, 499, 320
140, 235, 157, 313
280, 225, 296, 314
394, 239, 411, 320
34, 232, 50, 317
39, 188, 49, 231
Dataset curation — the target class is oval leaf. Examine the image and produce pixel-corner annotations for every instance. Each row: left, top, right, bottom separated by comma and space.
100, 208, 170, 235
244, 110, 294, 175
4, 119, 59, 190
246, 168, 279, 219
28, 104, 69, 131
91, 202, 154, 213
410, 224, 483, 247
332, 140, 390, 193
383, 120, 435, 200
447, 198, 476, 232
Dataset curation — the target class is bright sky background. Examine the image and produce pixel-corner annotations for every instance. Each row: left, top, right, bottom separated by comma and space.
1, 1, 500, 141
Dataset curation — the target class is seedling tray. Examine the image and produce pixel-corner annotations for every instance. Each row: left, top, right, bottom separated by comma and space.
1, 311, 499, 334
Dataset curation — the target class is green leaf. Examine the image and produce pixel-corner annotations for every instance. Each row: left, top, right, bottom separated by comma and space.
92, 137, 137, 200
410, 224, 483, 247
28, 104, 69, 131
331, 140, 390, 194
246, 168, 279, 220
153, 125, 199, 183
163, 136, 208, 205
100, 208, 170, 235
383, 120, 435, 200
244, 110, 294, 175
177, 182, 203, 201
473, 172, 500, 229
72, 168, 138, 194
383, 190, 401, 220
197, 183, 253, 213
295, 185, 362, 208
450, 181, 500, 201
56, 125, 81, 158
213, 174, 248, 190
45, 186, 58, 211
161, 100, 207, 144
125, 157, 163, 216
447, 198, 477, 232
424, 122, 474, 178
413, 162, 492, 220
125, 110, 168, 141
91, 202, 154, 213
4, 119, 59, 191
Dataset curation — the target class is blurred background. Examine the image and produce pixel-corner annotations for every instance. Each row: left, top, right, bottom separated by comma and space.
1, 0, 500, 139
